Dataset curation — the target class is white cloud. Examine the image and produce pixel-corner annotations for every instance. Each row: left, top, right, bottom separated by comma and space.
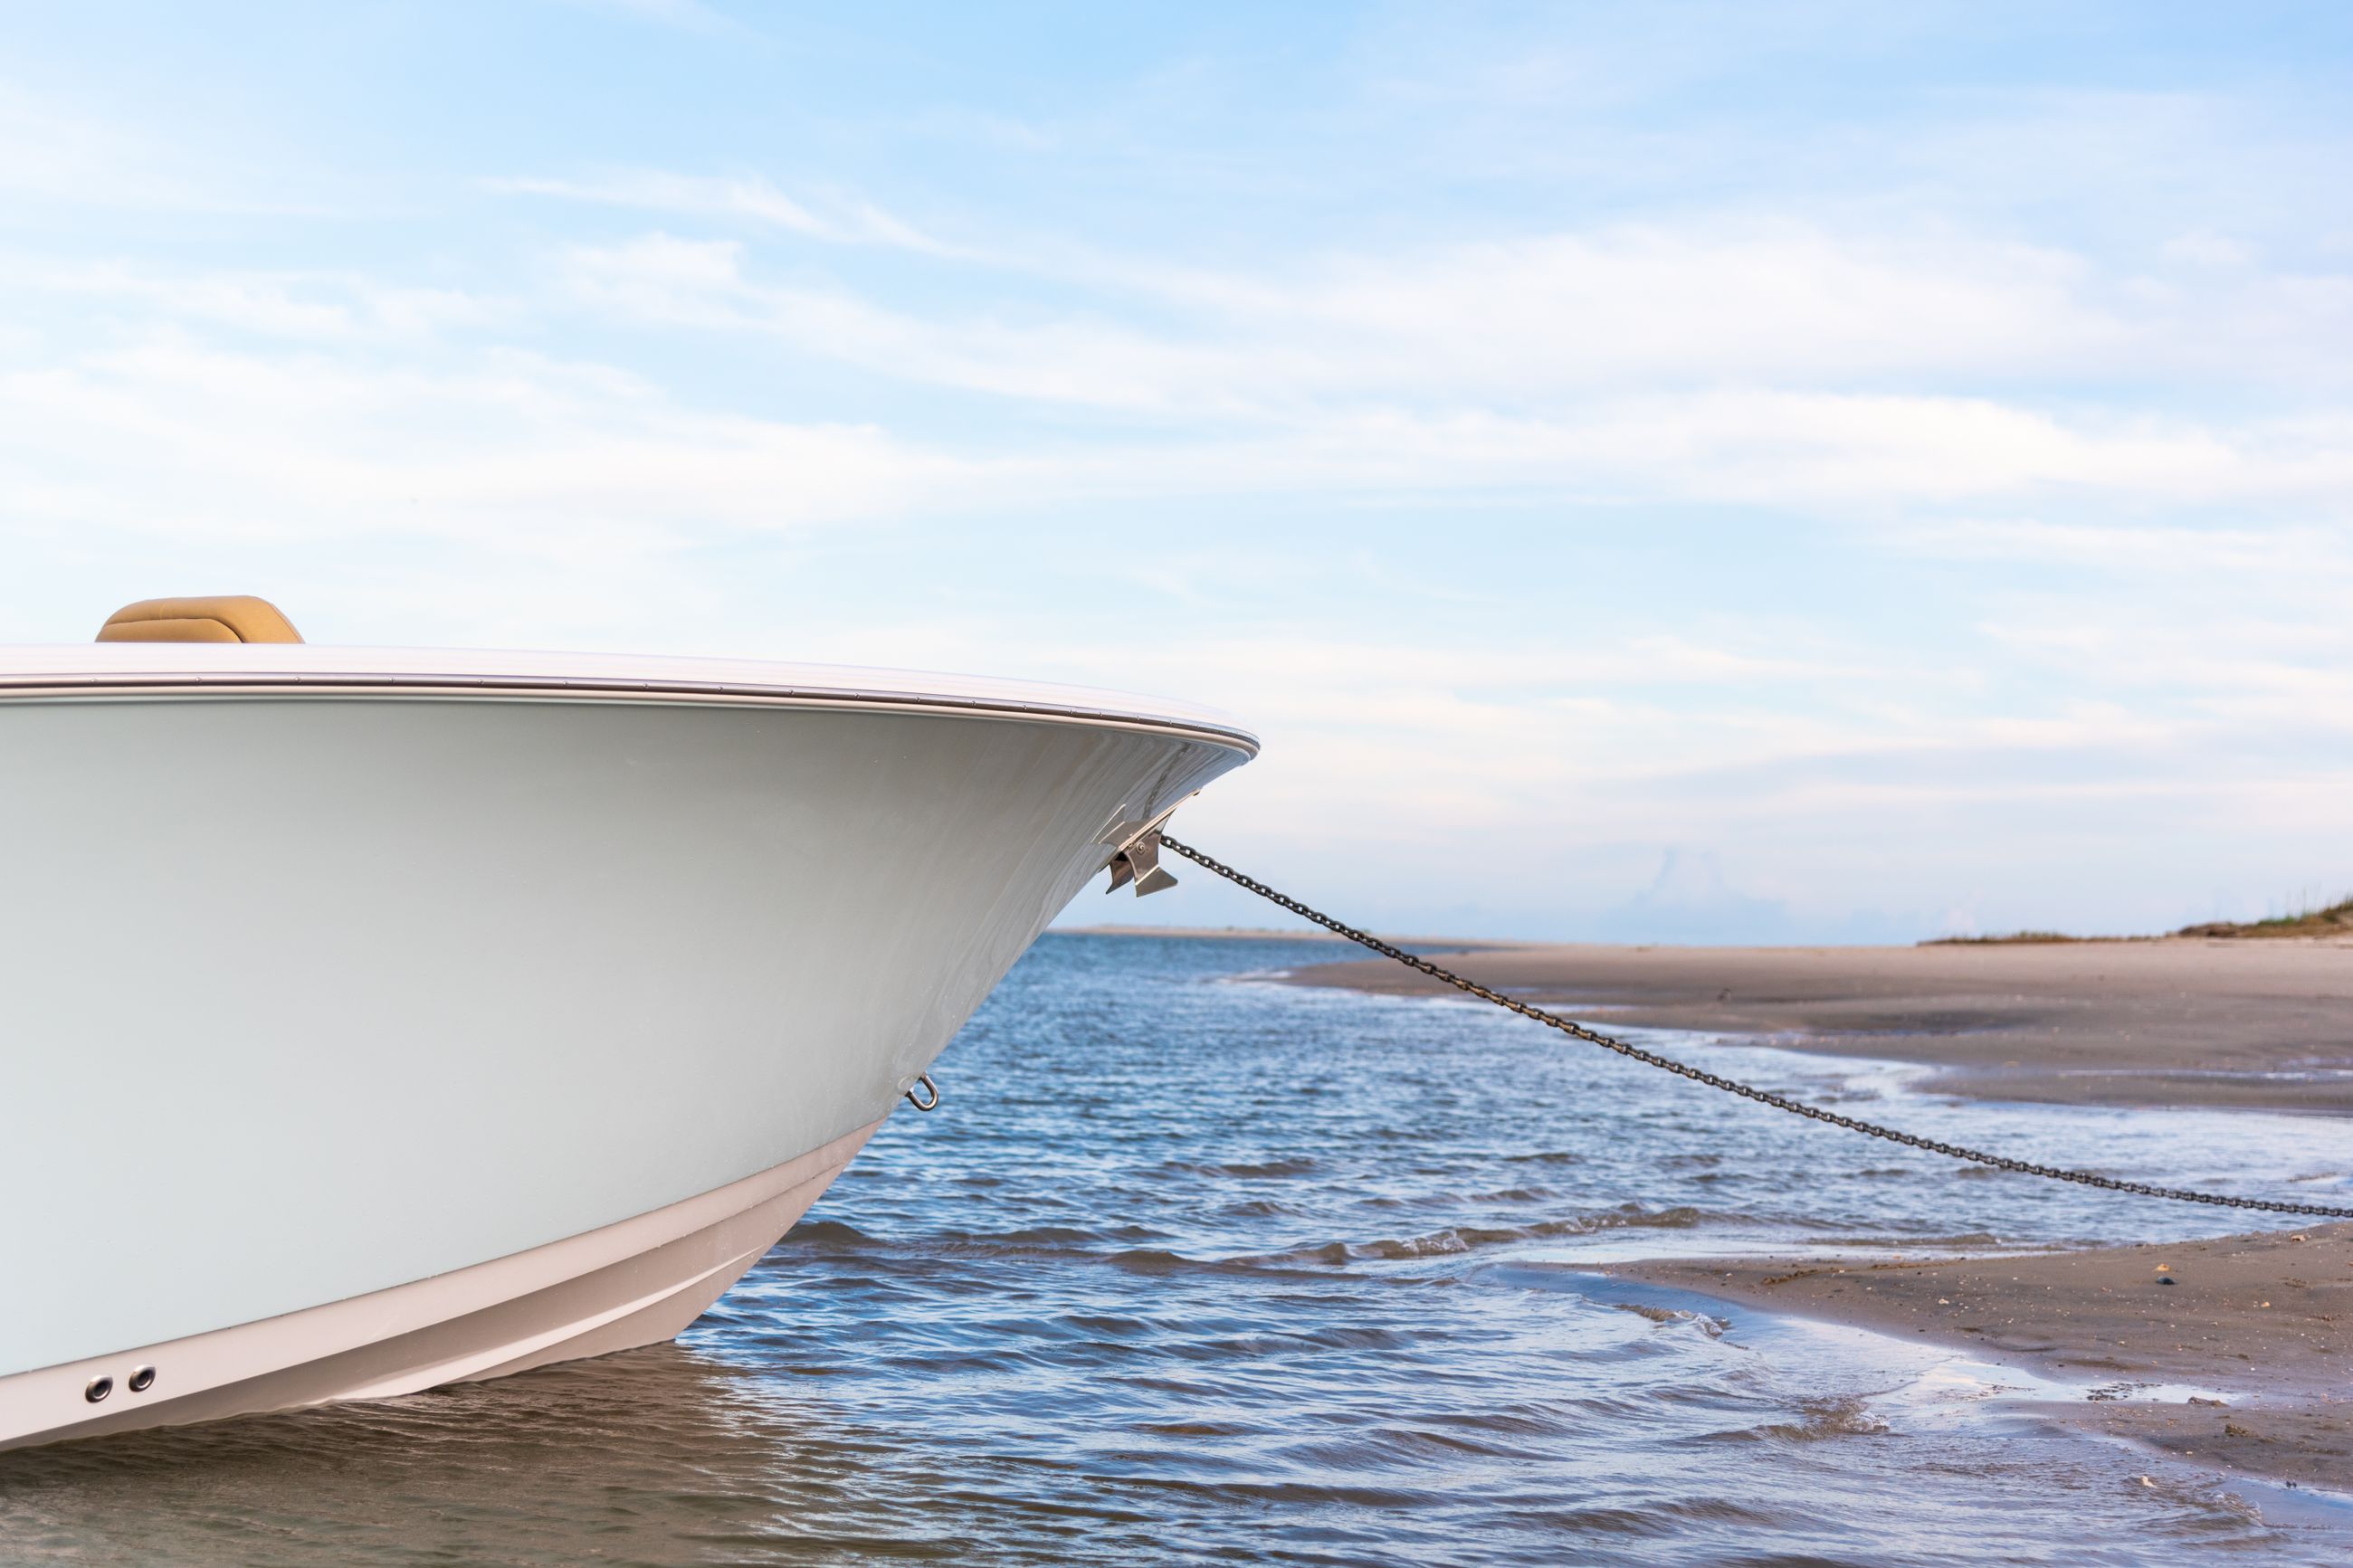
489, 171, 961, 255
24, 249, 2340, 584
0, 332, 970, 560
1176, 225, 2120, 388
0, 81, 330, 214
1894, 518, 2353, 575
1889, 521, 2353, 733
541, 224, 2353, 514
555, 223, 2131, 408
1204, 394, 2353, 508
2163, 230, 2256, 269
556, 205, 2353, 401
5, 255, 498, 343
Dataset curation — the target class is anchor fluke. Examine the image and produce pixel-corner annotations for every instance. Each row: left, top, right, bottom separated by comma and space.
1105, 829, 1178, 897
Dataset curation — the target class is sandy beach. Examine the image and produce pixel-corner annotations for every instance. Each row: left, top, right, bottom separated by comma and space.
1284, 935, 2353, 1115
1286, 936, 2353, 1490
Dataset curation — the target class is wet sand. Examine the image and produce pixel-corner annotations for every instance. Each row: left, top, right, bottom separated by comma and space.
1604, 1225, 2353, 1489
1283, 935, 2353, 1115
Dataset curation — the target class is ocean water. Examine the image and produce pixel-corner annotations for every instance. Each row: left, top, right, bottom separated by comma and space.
5, 932, 2348, 1566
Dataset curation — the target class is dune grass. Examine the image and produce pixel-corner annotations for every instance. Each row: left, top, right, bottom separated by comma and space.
1920, 930, 2097, 946
1923, 894, 2353, 946
2175, 895, 2353, 939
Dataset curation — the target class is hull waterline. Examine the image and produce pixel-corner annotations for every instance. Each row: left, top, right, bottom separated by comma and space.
2, 1122, 879, 1451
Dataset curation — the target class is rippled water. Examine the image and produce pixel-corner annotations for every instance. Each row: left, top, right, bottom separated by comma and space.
5, 933, 2349, 1565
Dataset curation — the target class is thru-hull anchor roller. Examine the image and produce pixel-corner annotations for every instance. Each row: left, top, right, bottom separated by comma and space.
1105, 829, 1178, 897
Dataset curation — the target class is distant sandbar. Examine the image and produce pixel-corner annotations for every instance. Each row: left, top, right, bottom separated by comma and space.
1283, 936, 2353, 1117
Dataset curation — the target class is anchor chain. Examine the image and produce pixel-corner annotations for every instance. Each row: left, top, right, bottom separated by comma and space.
1156, 833, 2353, 1221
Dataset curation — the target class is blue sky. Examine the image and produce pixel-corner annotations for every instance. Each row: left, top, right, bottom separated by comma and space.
5, 2, 2350, 941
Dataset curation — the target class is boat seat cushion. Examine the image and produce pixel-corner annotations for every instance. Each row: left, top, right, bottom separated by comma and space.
96, 596, 304, 644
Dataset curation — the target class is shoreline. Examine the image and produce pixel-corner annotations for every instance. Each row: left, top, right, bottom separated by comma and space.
1278, 935, 2353, 1497
1596, 1224, 2353, 1491
1280, 935, 2353, 1117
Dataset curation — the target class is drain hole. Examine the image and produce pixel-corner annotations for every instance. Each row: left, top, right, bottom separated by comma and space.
84, 1376, 112, 1403
129, 1366, 157, 1393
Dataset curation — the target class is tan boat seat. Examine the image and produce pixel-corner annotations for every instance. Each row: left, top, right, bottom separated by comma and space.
96, 596, 304, 644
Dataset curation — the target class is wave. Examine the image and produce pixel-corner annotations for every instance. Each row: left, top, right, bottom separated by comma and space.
777, 1201, 1731, 1281
1614, 1302, 1728, 1335
1248, 1204, 1721, 1268
1156, 1155, 1323, 1179
1696, 1395, 1890, 1445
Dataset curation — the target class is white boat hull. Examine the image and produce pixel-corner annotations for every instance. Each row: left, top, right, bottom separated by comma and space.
1, 1120, 878, 1450
0, 657, 1252, 1448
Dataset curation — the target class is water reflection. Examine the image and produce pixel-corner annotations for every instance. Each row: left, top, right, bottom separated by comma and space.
0, 1350, 935, 1566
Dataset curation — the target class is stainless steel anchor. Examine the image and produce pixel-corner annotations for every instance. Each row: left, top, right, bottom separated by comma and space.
1099, 800, 1185, 897
1104, 829, 1179, 897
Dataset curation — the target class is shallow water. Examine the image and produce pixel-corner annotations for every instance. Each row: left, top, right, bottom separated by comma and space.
5, 932, 2348, 1565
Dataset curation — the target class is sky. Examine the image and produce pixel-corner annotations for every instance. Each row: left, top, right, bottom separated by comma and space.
4, 2, 2350, 942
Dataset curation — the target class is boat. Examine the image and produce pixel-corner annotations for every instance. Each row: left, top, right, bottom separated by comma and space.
0, 597, 1254, 1449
